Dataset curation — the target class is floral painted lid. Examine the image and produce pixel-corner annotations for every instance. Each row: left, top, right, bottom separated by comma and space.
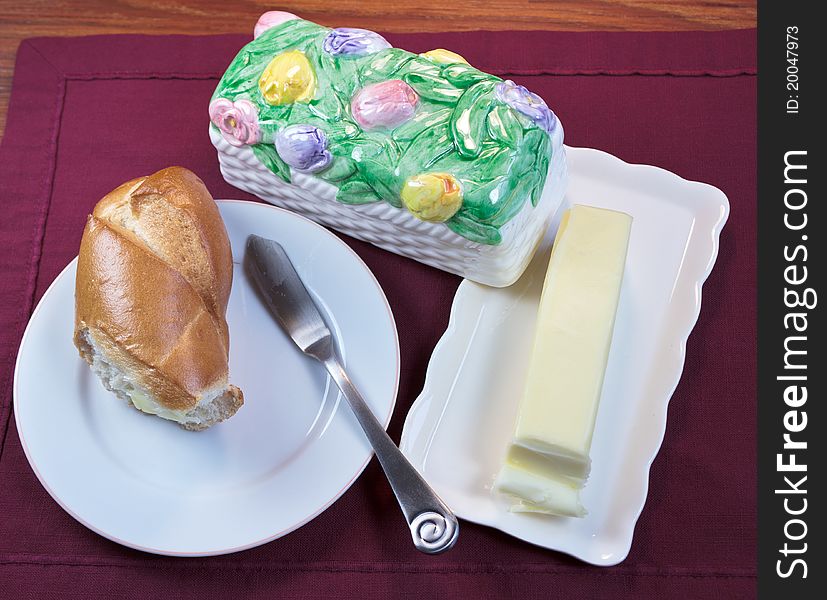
210, 12, 559, 245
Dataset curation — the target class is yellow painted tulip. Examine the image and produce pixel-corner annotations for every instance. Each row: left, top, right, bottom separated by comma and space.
401, 173, 463, 222
420, 49, 469, 65
258, 50, 317, 105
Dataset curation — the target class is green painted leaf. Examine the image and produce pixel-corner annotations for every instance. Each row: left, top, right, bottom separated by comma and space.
398, 125, 453, 174
511, 129, 545, 176
337, 180, 382, 204
318, 157, 357, 182
364, 130, 402, 163
335, 130, 401, 163
486, 105, 523, 148
306, 85, 345, 121
460, 176, 515, 222
443, 142, 513, 184
445, 211, 502, 245
402, 73, 462, 104
391, 107, 452, 143
403, 56, 442, 78
531, 135, 552, 206
251, 143, 291, 183
335, 137, 386, 161
442, 63, 496, 88
530, 177, 545, 207
324, 119, 361, 143
485, 170, 539, 227
317, 47, 363, 90
450, 81, 496, 159
356, 159, 402, 207
359, 48, 415, 83
256, 97, 296, 124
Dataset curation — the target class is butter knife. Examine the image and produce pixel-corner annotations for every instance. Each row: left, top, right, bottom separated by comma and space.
245, 234, 459, 554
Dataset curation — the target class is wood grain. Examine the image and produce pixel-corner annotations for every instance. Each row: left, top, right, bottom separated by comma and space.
0, 1, 756, 140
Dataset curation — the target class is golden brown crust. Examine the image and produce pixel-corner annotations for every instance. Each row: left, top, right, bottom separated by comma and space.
126, 167, 233, 315
91, 167, 234, 346
74, 167, 240, 416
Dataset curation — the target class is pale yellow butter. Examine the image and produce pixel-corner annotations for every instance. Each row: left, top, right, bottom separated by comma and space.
129, 388, 184, 422
495, 462, 584, 517
495, 204, 632, 517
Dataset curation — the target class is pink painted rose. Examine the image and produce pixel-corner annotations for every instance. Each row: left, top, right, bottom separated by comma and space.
254, 11, 299, 39
209, 98, 261, 146
351, 80, 419, 130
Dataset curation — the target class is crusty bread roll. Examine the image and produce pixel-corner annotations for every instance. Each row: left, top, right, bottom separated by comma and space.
74, 166, 243, 430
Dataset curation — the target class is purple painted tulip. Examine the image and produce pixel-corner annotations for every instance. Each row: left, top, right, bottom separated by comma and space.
275, 124, 333, 173
494, 80, 558, 134
322, 28, 391, 57
209, 98, 261, 146
351, 80, 419, 130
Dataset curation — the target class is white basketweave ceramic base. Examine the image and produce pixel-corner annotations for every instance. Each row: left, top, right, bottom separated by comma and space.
210, 126, 567, 287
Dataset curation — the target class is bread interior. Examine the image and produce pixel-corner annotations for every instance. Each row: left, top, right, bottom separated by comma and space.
75, 327, 242, 431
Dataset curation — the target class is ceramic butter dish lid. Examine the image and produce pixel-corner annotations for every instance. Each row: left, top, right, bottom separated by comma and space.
209, 11, 567, 286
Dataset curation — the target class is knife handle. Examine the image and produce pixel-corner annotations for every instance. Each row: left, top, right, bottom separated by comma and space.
323, 356, 459, 554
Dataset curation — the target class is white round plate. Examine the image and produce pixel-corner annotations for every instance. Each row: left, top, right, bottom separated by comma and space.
14, 200, 399, 556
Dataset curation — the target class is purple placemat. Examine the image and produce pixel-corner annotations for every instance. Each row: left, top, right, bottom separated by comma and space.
0, 29, 756, 599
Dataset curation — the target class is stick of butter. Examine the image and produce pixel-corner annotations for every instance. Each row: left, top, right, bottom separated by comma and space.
494, 204, 632, 517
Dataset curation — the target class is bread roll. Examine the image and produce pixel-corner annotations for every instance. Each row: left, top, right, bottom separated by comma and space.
74, 166, 243, 430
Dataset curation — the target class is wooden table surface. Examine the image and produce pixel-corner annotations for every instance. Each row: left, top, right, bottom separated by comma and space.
0, 1, 756, 140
